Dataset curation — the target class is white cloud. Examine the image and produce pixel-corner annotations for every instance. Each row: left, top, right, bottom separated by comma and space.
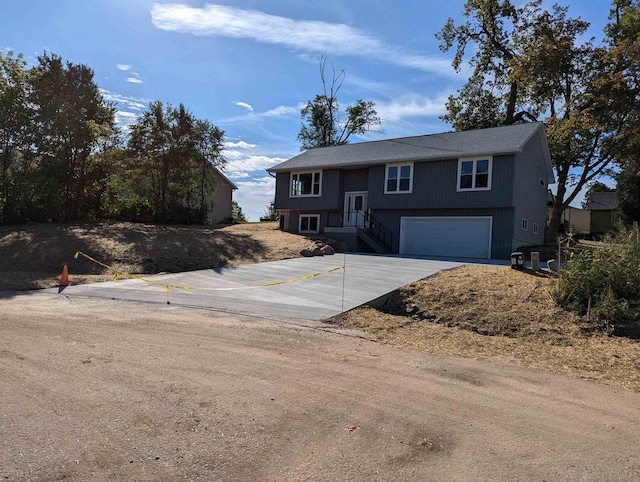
226, 155, 285, 178
100, 89, 148, 111
234, 101, 253, 111
218, 104, 298, 124
150, 3, 455, 76
115, 111, 139, 129
236, 176, 276, 194
233, 176, 276, 221
126, 77, 144, 84
260, 105, 298, 117
117, 64, 132, 71
375, 94, 449, 123
226, 140, 257, 149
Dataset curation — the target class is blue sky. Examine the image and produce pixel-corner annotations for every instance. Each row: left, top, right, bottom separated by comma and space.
2, 0, 611, 220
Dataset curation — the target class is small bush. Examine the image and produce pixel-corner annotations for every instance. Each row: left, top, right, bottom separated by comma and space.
555, 229, 640, 336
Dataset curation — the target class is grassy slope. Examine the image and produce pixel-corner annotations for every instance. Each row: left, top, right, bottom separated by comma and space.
332, 265, 640, 392
0, 222, 313, 290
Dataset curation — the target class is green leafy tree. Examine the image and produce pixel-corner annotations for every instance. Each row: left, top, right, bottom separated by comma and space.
29, 52, 116, 221
437, 0, 640, 234
231, 200, 247, 223
298, 56, 381, 150
617, 157, 640, 224
0, 51, 32, 224
190, 119, 225, 215
127, 101, 225, 222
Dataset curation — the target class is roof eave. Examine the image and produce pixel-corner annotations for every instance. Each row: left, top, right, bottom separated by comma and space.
266, 148, 522, 173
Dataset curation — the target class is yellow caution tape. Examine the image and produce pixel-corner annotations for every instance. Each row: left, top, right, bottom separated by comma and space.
74, 251, 193, 294
73, 251, 344, 294
259, 266, 344, 287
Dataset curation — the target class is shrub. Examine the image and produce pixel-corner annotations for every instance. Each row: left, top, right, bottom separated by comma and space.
555, 228, 640, 336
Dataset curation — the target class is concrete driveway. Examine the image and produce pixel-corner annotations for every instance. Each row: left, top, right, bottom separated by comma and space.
47, 254, 469, 320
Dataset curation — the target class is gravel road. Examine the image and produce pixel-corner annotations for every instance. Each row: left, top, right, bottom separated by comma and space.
1, 291, 639, 481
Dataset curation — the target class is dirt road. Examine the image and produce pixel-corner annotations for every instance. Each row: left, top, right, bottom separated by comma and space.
1, 291, 639, 481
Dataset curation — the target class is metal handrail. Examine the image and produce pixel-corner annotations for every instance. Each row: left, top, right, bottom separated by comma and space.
326, 210, 393, 251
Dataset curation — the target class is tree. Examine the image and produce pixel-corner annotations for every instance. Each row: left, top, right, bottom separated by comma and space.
190, 119, 225, 215
437, 0, 640, 234
0, 51, 32, 224
617, 157, 640, 225
127, 101, 225, 222
29, 52, 117, 221
298, 56, 381, 150
262, 199, 277, 221
231, 200, 247, 223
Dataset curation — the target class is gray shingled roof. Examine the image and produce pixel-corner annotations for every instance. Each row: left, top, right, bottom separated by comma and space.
269, 122, 553, 181
585, 191, 617, 211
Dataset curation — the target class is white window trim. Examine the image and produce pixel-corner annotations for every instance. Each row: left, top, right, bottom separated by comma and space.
384, 162, 413, 194
299, 214, 320, 234
522, 218, 529, 231
533, 223, 539, 234
456, 156, 493, 192
290, 171, 322, 198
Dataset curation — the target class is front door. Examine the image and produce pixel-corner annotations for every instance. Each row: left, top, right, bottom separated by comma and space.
344, 191, 367, 227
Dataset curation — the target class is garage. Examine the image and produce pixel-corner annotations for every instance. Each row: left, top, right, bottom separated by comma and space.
399, 216, 492, 259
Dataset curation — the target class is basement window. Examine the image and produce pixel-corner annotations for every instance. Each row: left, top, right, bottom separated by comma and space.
299, 214, 320, 234
522, 218, 529, 231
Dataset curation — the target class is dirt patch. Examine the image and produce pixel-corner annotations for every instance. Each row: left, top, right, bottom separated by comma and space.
331, 265, 640, 392
3, 294, 640, 481
0, 222, 318, 290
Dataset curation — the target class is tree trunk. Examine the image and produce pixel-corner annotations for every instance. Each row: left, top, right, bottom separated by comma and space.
549, 182, 567, 235
503, 80, 517, 125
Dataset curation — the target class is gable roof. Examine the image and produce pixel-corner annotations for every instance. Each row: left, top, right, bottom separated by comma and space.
268, 122, 555, 183
585, 191, 617, 211
212, 167, 238, 190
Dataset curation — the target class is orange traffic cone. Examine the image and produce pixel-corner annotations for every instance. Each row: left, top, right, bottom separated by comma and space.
59, 265, 69, 287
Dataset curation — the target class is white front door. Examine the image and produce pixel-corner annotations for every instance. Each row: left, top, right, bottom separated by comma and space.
344, 191, 367, 227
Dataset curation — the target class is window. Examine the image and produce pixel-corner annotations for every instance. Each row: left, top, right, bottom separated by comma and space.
539, 178, 546, 188
457, 157, 492, 191
522, 218, 529, 231
533, 223, 539, 234
385, 163, 413, 194
299, 214, 320, 233
290, 171, 321, 197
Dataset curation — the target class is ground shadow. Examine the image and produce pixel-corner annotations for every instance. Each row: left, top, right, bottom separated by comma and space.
0, 222, 271, 289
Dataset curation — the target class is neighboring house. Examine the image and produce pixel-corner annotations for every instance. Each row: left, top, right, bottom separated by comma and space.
268, 122, 555, 259
585, 191, 618, 234
563, 207, 592, 233
203, 168, 237, 224
547, 193, 591, 233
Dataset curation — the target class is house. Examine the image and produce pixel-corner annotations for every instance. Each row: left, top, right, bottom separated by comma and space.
547, 193, 591, 233
204, 168, 238, 224
585, 191, 618, 234
268, 122, 555, 259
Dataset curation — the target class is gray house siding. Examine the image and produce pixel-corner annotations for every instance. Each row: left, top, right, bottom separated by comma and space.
512, 137, 548, 248
342, 168, 369, 193
367, 155, 515, 210
274, 169, 342, 211
372, 207, 514, 259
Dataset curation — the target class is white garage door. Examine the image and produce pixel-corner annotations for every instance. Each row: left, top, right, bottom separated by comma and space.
400, 216, 492, 259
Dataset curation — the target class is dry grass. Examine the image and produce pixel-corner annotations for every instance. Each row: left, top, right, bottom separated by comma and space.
0, 221, 316, 290
332, 265, 640, 392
